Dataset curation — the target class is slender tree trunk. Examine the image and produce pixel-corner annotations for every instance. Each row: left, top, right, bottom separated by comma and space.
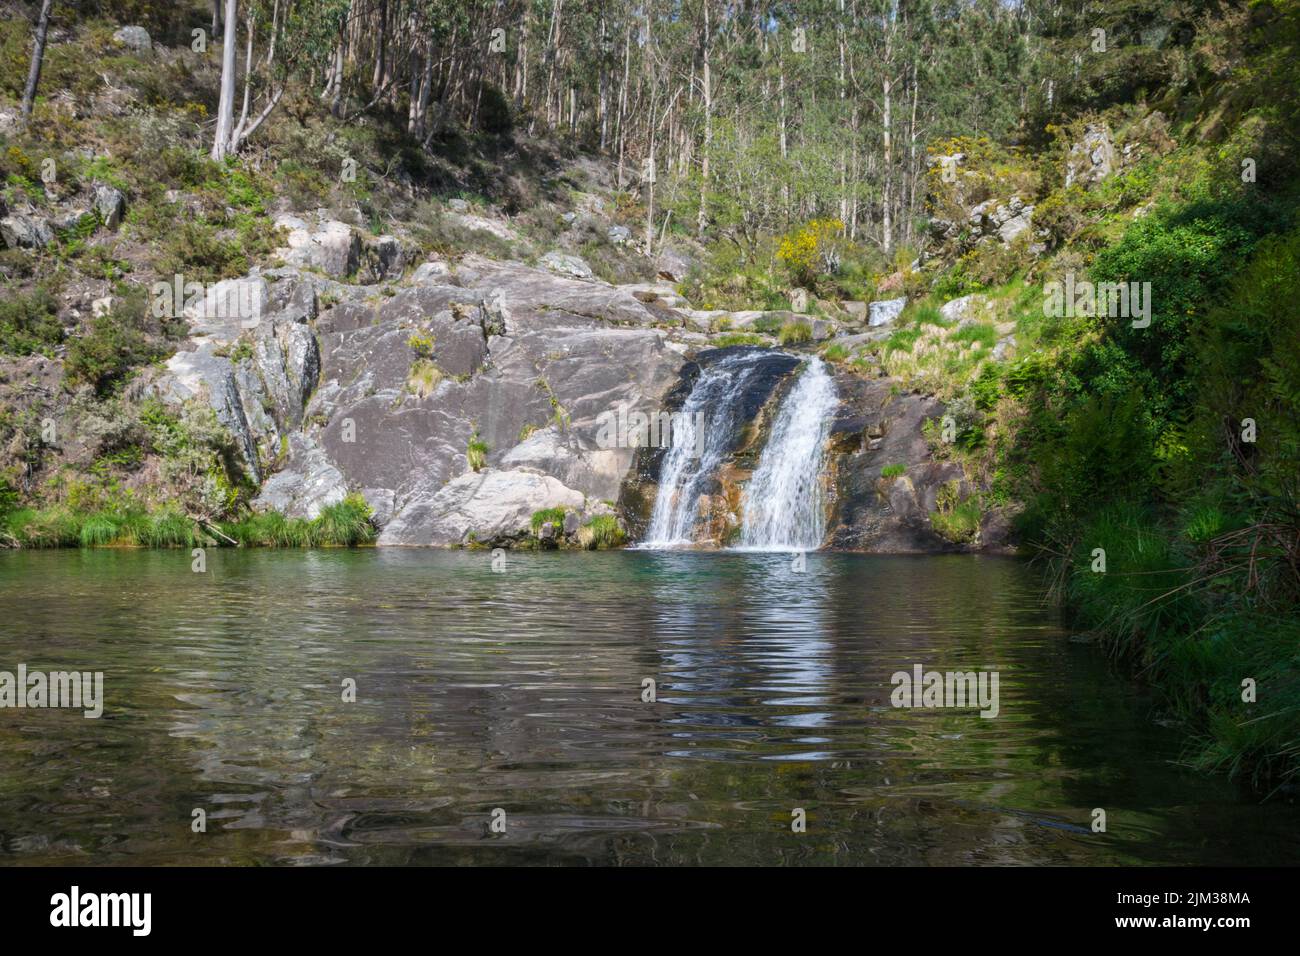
697, 1, 711, 239
211, 0, 239, 160
20, 0, 54, 124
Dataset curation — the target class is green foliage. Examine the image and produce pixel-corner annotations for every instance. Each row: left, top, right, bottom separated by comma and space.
580, 514, 626, 549
467, 431, 488, 471
0, 287, 62, 356
64, 290, 166, 396
314, 494, 375, 547
930, 483, 982, 544
777, 320, 812, 346
407, 332, 435, 359
530, 507, 566, 533
881, 463, 907, 479
715, 332, 767, 347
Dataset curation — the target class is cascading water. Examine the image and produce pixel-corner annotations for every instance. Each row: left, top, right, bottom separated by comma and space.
738, 357, 837, 550
641, 351, 772, 547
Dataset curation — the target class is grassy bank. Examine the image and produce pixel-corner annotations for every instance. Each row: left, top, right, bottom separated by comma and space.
1, 492, 376, 549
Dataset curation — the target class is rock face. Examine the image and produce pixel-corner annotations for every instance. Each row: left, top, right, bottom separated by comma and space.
968, 196, 1034, 244
275, 216, 362, 278
143, 227, 1010, 553
148, 253, 690, 544
379, 469, 587, 546
1065, 124, 1117, 188
1, 214, 54, 249
824, 375, 1012, 553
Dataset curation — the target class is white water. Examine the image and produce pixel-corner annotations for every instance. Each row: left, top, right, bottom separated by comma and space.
641, 351, 771, 548
738, 357, 837, 551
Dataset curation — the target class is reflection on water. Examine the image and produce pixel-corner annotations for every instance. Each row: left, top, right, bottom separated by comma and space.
0, 548, 1296, 866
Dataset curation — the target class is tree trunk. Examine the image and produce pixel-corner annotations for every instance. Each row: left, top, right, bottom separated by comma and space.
211, 0, 239, 160
19, 0, 54, 124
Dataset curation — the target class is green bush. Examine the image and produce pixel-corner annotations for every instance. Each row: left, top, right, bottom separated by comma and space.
580, 514, 626, 549
0, 288, 63, 356
530, 507, 566, 533
777, 320, 813, 346
314, 494, 375, 546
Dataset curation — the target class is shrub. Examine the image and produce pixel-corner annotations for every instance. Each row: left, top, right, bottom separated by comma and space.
467, 432, 488, 471
777, 320, 812, 346
930, 482, 982, 544
0, 288, 63, 356
407, 358, 443, 399
313, 493, 374, 546
579, 514, 626, 549
64, 293, 165, 396
530, 507, 566, 533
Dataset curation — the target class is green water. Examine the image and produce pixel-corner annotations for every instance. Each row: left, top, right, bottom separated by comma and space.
0, 548, 1295, 865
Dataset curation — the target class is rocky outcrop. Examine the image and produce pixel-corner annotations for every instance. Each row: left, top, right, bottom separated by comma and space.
143, 254, 693, 543
1, 214, 54, 249
1065, 124, 1117, 188
824, 375, 1013, 553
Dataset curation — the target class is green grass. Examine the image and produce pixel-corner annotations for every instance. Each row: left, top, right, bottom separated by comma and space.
881, 463, 907, 479
77, 513, 119, 547
467, 433, 488, 472
313, 494, 375, 546
777, 320, 813, 346
884, 327, 923, 355
821, 342, 850, 362
579, 514, 626, 549
950, 322, 998, 349
715, 332, 767, 347
530, 507, 567, 533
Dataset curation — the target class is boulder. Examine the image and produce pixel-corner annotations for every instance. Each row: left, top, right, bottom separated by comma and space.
868, 297, 907, 327
939, 294, 990, 325
93, 185, 127, 229
112, 26, 151, 52
0, 214, 54, 249
360, 234, 405, 283
377, 469, 587, 546
276, 217, 361, 277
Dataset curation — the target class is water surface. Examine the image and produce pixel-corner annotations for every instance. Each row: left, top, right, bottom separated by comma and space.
1, 548, 1295, 865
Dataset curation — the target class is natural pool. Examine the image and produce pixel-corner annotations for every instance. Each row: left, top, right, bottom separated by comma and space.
1, 548, 1296, 865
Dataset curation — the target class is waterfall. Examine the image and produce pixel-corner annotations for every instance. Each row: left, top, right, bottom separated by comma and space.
738, 357, 837, 551
641, 351, 771, 547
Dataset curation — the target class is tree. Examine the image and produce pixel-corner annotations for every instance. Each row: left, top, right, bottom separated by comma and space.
211, 0, 239, 160
19, 0, 55, 125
